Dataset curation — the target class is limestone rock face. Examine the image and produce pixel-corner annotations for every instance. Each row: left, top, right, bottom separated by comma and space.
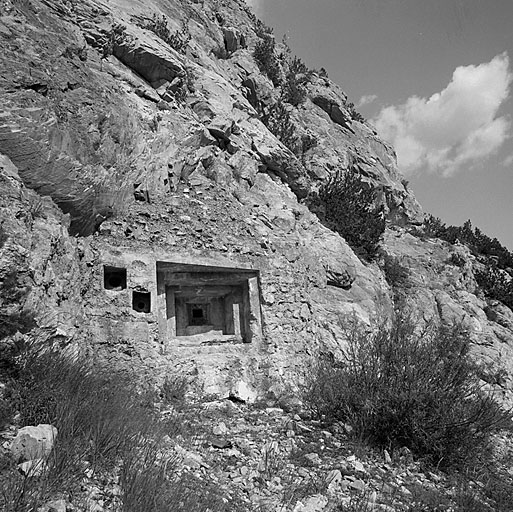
0, 0, 511, 402
110, 24, 185, 86
383, 228, 513, 404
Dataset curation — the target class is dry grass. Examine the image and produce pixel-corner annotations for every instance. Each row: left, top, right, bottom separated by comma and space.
0, 341, 248, 511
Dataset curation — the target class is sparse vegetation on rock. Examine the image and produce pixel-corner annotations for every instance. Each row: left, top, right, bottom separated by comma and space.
421, 216, 513, 270
344, 101, 366, 123
139, 14, 191, 54
261, 100, 297, 152
476, 266, 513, 311
418, 216, 513, 310
281, 56, 313, 106
253, 33, 282, 86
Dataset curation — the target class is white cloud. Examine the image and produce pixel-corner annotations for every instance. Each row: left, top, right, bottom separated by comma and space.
373, 53, 512, 176
503, 154, 513, 167
357, 94, 377, 108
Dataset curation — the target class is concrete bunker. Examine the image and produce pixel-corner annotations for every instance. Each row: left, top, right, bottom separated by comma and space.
157, 262, 262, 343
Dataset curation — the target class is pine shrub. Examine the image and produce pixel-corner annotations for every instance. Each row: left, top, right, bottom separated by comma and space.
382, 254, 409, 287
140, 14, 190, 54
475, 266, 513, 311
317, 169, 385, 261
282, 56, 313, 106
253, 34, 281, 86
261, 100, 297, 152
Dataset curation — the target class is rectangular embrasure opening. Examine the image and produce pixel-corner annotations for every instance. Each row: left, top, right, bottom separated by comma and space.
104, 266, 127, 291
156, 262, 261, 343
133, 291, 151, 313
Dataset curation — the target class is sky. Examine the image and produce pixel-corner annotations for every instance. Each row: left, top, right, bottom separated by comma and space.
247, 0, 513, 250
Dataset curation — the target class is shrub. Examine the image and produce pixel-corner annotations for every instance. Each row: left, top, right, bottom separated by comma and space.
420, 216, 513, 271
172, 67, 196, 104
101, 23, 127, 63
382, 254, 409, 287
304, 316, 510, 469
317, 169, 385, 261
8, 345, 157, 468
449, 252, 466, 267
121, 451, 248, 512
318, 67, 329, 78
475, 266, 513, 311
253, 34, 281, 86
261, 100, 297, 153
140, 14, 190, 54
282, 56, 313, 106
253, 18, 273, 39
344, 101, 365, 123
0, 270, 35, 343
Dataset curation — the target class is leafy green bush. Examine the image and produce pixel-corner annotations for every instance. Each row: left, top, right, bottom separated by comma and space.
304, 316, 510, 469
317, 169, 385, 261
253, 34, 281, 86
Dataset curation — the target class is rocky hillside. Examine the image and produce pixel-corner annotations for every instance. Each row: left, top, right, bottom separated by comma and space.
1, 0, 513, 405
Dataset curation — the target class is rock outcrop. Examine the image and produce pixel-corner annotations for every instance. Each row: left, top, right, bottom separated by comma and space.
0, 0, 511, 404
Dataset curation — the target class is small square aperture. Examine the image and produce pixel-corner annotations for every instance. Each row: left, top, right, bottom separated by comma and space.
104, 266, 127, 291
133, 291, 151, 313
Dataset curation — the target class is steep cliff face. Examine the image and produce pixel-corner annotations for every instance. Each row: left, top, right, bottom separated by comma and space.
1, 0, 512, 401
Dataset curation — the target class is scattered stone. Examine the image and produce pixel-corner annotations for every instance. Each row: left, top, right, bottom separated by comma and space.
304, 453, 322, 466
325, 469, 342, 487
211, 438, 233, 449
10, 424, 57, 462
292, 495, 329, 512
213, 422, 228, 435
349, 479, 366, 492
352, 460, 366, 474
38, 499, 68, 512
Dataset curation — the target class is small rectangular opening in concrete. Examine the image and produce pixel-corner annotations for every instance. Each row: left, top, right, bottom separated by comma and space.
133, 291, 151, 313
156, 262, 262, 343
104, 266, 127, 291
